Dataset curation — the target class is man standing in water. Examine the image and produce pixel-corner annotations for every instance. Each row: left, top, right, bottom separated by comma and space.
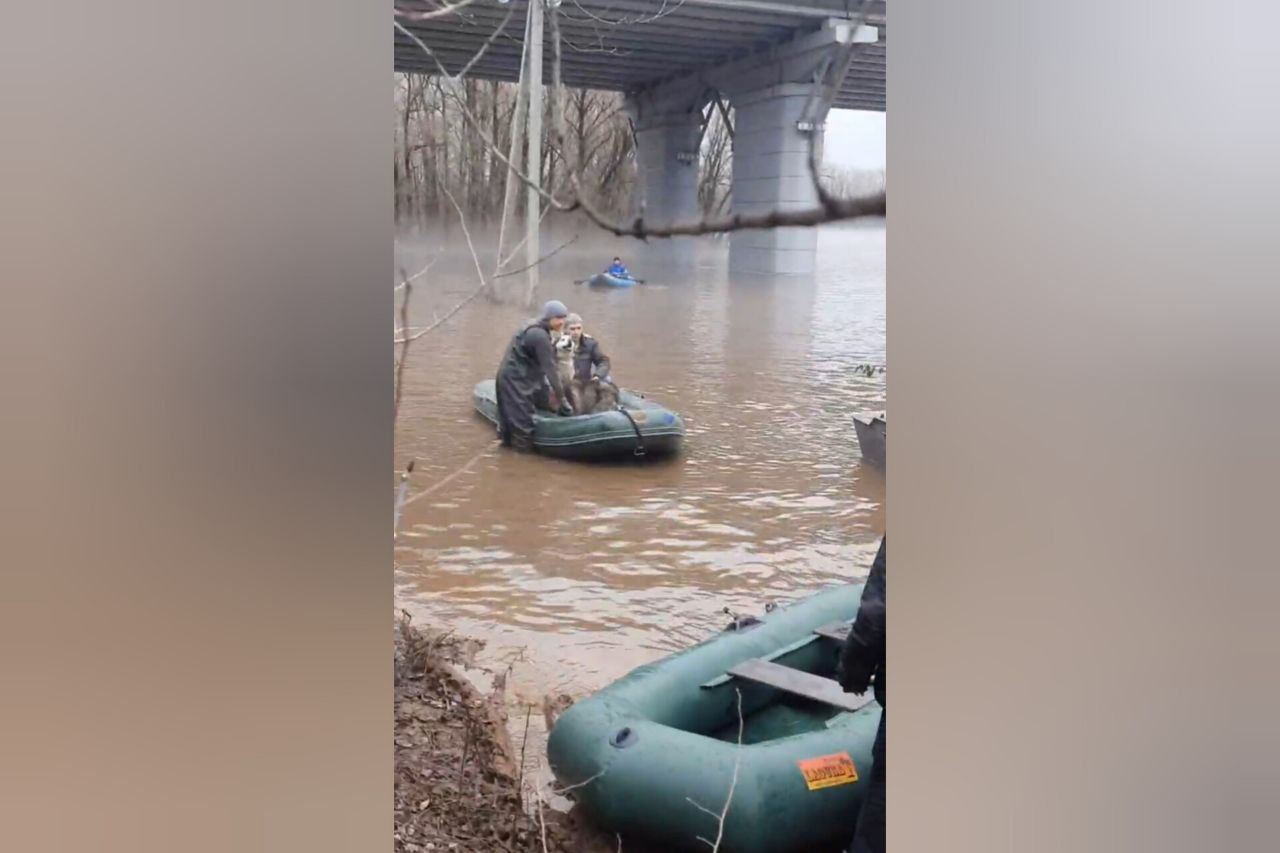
839, 536, 886, 853
495, 300, 574, 451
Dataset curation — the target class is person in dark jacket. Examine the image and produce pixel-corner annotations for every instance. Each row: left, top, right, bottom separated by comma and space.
495, 300, 573, 451
838, 536, 886, 853
563, 313, 611, 384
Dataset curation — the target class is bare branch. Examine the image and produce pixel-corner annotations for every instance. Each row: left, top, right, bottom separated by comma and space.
393, 0, 481, 22
392, 293, 485, 344
451, 4, 516, 80
492, 233, 581, 280
395, 252, 441, 291
549, 768, 607, 796
537, 789, 549, 853
400, 443, 494, 509
687, 687, 743, 852
497, 201, 553, 273
569, 175, 886, 238
444, 186, 490, 298
686, 798, 721, 821
393, 272, 413, 421
392, 246, 487, 344
510, 704, 533, 846
564, 0, 691, 27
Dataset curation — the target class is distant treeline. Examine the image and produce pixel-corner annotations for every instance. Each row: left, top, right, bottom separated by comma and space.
394, 73, 884, 226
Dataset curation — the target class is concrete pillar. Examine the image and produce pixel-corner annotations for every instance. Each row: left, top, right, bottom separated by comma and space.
728, 83, 825, 277
631, 111, 702, 229
624, 96, 704, 269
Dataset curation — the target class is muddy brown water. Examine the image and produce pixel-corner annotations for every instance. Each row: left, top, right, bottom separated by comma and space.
394, 221, 885, 804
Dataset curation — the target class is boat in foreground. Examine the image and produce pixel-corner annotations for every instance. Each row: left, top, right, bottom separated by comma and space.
547, 584, 881, 852
472, 379, 684, 460
853, 414, 886, 469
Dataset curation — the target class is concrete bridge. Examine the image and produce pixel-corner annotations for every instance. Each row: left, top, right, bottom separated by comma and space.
395, 0, 886, 276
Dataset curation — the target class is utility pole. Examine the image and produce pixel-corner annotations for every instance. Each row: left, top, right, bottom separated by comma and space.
524, 0, 544, 306
494, 3, 533, 297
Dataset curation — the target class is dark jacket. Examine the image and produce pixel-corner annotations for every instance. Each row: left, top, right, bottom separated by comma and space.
498, 319, 565, 403
839, 536, 886, 706
572, 335, 611, 384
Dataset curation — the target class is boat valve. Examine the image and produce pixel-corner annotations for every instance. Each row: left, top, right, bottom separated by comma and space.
609, 726, 638, 748
723, 606, 763, 632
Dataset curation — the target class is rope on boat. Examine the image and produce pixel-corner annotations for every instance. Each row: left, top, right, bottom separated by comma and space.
615, 404, 647, 457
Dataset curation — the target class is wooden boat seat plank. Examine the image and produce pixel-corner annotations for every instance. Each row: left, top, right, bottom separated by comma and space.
699, 634, 823, 689
814, 620, 852, 642
727, 658, 874, 712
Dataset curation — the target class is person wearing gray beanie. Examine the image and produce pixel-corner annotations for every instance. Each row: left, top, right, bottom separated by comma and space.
562, 313, 612, 387
493, 298, 575, 449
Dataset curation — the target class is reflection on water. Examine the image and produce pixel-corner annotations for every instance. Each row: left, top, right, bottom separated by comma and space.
394, 222, 885, 715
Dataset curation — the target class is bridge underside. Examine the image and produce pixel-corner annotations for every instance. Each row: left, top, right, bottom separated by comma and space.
395, 0, 885, 111
395, 0, 887, 276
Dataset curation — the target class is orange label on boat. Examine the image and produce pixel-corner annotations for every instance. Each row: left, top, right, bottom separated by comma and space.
797, 752, 859, 791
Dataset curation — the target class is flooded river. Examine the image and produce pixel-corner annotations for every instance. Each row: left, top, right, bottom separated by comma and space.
393, 221, 884, 769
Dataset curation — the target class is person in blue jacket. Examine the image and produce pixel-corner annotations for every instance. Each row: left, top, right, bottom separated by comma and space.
605, 257, 630, 279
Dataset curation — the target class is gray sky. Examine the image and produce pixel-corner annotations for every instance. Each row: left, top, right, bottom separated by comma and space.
823, 109, 886, 172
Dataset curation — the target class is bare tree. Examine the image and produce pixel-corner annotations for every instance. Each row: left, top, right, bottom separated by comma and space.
395, 72, 634, 224
822, 165, 886, 202
698, 104, 733, 218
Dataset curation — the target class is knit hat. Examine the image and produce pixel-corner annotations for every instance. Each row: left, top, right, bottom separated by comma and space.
565, 313, 583, 326
542, 300, 569, 320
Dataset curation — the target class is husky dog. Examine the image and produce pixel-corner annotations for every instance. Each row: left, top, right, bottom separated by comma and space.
571, 375, 620, 415
553, 332, 576, 393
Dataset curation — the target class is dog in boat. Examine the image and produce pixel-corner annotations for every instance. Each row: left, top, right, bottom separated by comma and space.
553, 333, 620, 415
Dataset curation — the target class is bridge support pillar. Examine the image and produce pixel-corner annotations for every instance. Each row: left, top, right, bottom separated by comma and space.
625, 92, 704, 267
633, 113, 702, 228
623, 18, 878, 276
728, 83, 825, 277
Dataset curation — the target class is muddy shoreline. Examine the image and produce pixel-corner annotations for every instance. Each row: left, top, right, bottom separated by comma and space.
394, 615, 616, 853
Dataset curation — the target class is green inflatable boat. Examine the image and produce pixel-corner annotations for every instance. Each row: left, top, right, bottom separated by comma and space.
472, 379, 684, 459
547, 584, 880, 853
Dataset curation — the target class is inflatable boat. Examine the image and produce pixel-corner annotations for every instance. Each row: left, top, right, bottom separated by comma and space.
586, 272, 638, 288
546, 584, 880, 852
472, 379, 684, 460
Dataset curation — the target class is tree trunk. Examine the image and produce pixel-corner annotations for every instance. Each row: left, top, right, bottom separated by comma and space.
437, 79, 449, 228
